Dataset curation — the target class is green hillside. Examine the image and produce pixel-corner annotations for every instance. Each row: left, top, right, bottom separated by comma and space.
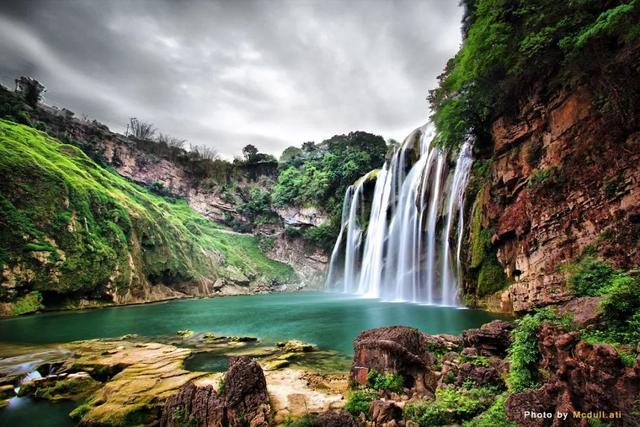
0, 120, 294, 315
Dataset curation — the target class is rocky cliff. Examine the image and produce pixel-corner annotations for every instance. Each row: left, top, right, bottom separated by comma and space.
0, 120, 297, 316
470, 40, 640, 313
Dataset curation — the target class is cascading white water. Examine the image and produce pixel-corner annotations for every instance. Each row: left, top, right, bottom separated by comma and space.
325, 123, 474, 306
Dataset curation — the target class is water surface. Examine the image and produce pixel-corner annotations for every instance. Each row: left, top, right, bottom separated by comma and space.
0, 292, 504, 355
0, 292, 506, 427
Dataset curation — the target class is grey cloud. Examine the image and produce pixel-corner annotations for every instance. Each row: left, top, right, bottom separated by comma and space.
0, 0, 462, 158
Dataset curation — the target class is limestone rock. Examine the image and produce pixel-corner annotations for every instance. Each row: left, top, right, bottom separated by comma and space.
557, 296, 602, 328
462, 320, 514, 357
370, 400, 402, 425
506, 323, 640, 425
315, 411, 360, 427
351, 326, 436, 396
161, 356, 270, 427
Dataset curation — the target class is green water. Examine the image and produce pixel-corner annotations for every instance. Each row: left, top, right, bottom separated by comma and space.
0, 292, 503, 355
0, 292, 504, 426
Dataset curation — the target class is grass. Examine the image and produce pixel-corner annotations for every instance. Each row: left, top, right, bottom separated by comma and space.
0, 120, 294, 309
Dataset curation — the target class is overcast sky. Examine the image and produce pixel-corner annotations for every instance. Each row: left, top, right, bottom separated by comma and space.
0, 0, 463, 158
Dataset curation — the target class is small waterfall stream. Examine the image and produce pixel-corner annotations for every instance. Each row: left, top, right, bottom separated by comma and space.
325, 124, 474, 306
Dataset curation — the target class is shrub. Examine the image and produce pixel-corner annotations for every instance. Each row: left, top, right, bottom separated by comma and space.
344, 389, 376, 416
508, 308, 566, 392
11, 291, 43, 316
566, 256, 616, 297
404, 386, 497, 426
462, 394, 516, 427
477, 255, 507, 297
367, 369, 404, 393
279, 414, 321, 427
601, 274, 640, 322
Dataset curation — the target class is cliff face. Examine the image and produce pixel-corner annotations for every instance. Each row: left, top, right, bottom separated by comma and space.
0, 86, 330, 295
0, 120, 300, 316
481, 47, 640, 312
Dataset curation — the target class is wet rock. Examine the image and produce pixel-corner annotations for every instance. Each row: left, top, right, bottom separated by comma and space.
161, 356, 270, 427
462, 320, 513, 357
489, 84, 640, 313
18, 371, 100, 401
0, 384, 15, 400
276, 340, 314, 352
351, 326, 436, 396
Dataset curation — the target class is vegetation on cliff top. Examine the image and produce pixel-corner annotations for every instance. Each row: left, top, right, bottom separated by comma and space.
274, 132, 387, 248
430, 0, 640, 150
0, 120, 293, 313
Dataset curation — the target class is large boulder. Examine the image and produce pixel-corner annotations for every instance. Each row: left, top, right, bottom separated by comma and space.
350, 326, 436, 395
462, 320, 514, 357
161, 356, 270, 427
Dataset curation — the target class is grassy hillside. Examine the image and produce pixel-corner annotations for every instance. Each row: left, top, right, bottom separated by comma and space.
0, 120, 294, 315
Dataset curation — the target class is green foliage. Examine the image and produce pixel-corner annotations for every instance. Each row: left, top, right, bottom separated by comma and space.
367, 369, 404, 393
508, 308, 570, 392
278, 414, 321, 427
217, 377, 226, 396
344, 389, 376, 416
273, 132, 386, 242
10, 291, 43, 316
302, 224, 337, 251
566, 256, 617, 297
0, 120, 294, 309
171, 405, 199, 427
69, 402, 92, 420
469, 194, 490, 269
430, 0, 640, 150
477, 255, 508, 297
239, 187, 273, 224
462, 355, 491, 368
527, 166, 563, 189
462, 394, 516, 427
403, 386, 498, 426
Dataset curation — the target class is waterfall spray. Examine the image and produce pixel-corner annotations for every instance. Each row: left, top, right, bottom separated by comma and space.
325, 123, 473, 306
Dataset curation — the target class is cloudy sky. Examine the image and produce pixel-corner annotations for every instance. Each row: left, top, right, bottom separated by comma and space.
0, 0, 463, 158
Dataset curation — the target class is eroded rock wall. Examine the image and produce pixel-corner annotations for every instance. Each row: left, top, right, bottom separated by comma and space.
484, 85, 640, 313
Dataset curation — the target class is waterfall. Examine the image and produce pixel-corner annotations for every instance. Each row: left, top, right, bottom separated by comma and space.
325, 123, 474, 306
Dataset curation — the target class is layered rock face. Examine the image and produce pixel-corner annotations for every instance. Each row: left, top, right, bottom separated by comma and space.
483, 80, 640, 312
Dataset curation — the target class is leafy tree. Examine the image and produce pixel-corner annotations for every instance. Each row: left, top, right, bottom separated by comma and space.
242, 144, 259, 162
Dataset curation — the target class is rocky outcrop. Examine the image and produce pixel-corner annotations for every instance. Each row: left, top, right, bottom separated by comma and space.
351, 326, 437, 396
462, 319, 514, 357
268, 234, 328, 287
505, 323, 640, 426
275, 206, 329, 227
370, 400, 403, 426
161, 356, 271, 427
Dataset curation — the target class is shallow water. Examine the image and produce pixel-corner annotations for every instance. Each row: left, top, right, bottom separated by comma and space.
0, 292, 505, 426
